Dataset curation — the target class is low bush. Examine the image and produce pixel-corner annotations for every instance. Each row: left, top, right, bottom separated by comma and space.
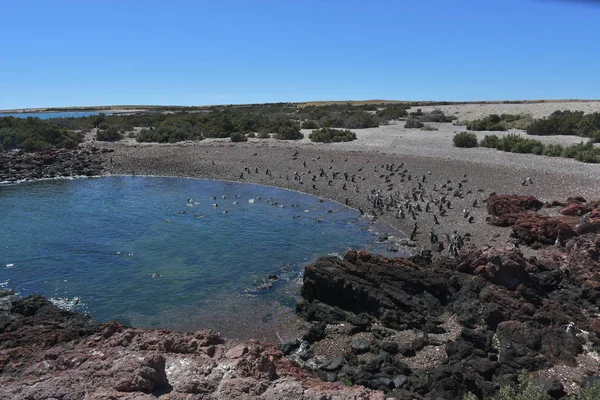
246, 131, 256, 138
376, 104, 409, 120
309, 127, 357, 143
301, 120, 319, 129
480, 134, 500, 148
420, 124, 438, 131
0, 116, 83, 151
273, 120, 303, 140
478, 133, 600, 163
466, 113, 533, 131
257, 130, 271, 139
453, 132, 478, 148
405, 119, 424, 129
230, 132, 248, 142
96, 127, 122, 142
526, 110, 600, 138
419, 109, 456, 123
542, 143, 564, 157
464, 375, 600, 399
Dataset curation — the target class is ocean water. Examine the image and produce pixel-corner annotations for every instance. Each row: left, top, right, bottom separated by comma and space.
0, 111, 109, 119
0, 176, 402, 340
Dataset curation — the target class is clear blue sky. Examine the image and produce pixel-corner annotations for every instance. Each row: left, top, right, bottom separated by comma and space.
1, 0, 598, 108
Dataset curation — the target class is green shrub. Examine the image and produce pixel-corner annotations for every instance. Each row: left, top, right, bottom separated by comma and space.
419, 109, 456, 123
405, 119, 424, 129
246, 131, 256, 138
20, 136, 50, 151
543, 143, 564, 157
466, 113, 533, 131
230, 132, 248, 142
96, 127, 122, 142
526, 110, 600, 138
420, 124, 438, 131
376, 104, 409, 120
480, 134, 500, 148
504, 114, 534, 130
274, 121, 303, 140
257, 130, 271, 139
301, 120, 319, 129
309, 127, 357, 143
0, 116, 83, 151
463, 375, 550, 400
453, 132, 478, 148
577, 380, 600, 400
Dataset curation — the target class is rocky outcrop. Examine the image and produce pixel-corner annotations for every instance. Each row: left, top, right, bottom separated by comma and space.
292, 196, 600, 399
0, 291, 380, 400
1, 194, 598, 399
0, 147, 109, 182
486, 194, 543, 226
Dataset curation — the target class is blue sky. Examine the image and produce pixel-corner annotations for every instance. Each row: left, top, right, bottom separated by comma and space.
0, 0, 598, 108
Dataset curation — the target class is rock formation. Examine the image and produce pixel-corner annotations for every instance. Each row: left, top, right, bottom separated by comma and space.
1, 194, 598, 399
291, 195, 600, 399
0, 147, 108, 182
0, 292, 380, 399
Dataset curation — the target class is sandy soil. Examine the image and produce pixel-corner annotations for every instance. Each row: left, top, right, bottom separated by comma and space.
96, 101, 600, 256
412, 100, 600, 120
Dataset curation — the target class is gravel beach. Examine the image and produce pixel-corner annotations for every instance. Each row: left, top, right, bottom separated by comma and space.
97, 101, 600, 254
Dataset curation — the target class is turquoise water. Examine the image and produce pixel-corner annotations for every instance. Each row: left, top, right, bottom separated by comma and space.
0, 111, 109, 119
0, 177, 396, 339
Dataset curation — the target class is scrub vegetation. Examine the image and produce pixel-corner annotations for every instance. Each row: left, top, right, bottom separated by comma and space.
309, 127, 357, 143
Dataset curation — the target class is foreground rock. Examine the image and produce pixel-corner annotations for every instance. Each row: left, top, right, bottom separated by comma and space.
0, 147, 109, 182
292, 196, 600, 399
0, 293, 380, 399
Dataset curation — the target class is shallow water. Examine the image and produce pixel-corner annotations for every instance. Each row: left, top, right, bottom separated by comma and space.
0, 111, 108, 119
1, 176, 403, 340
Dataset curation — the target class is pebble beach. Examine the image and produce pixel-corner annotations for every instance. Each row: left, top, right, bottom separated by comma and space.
98, 101, 600, 255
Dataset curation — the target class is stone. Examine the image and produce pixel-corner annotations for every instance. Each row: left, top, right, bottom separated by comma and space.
226, 344, 248, 359
392, 375, 407, 389
351, 338, 370, 354
321, 357, 344, 372
380, 341, 398, 355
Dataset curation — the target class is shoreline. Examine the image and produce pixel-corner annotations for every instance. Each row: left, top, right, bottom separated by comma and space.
95, 135, 600, 253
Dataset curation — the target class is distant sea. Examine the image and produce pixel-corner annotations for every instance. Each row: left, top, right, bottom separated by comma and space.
0, 111, 109, 119
0, 176, 401, 340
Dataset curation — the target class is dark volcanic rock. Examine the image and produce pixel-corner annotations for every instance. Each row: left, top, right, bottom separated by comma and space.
0, 147, 108, 182
296, 241, 600, 398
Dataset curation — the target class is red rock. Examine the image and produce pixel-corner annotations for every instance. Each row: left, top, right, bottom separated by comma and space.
357, 249, 372, 262
487, 194, 542, 217
226, 344, 248, 359
511, 214, 577, 245
589, 318, 600, 337
560, 203, 589, 216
